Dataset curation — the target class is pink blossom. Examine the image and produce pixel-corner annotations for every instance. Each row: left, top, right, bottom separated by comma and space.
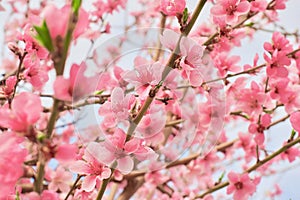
70, 147, 111, 192
160, 30, 205, 86
43, 4, 69, 39
214, 53, 241, 77
160, 0, 186, 16
0, 92, 42, 132
24, 61, 49, 90
235, 81, 267, 117
273, 0, 287, 10
179, 36, 205, 86
0, 76, 16, 98
121, 57, 163, 96
250, 0, 268, 12
136, 104, 166, 140
0, 132, 27, 199
264, 32, 292, 77
211, 0, 250, 25
227, 172, 259, 200
160, 29, 180, 51
290, 111, 300, 133
55, 144, 78, 164
86, 128, 157, 174
281, 143, 300, 162
248, 114, 271, 146
47, 166, 73, 193
54, 62, 96, 102
99, 87, 135, 128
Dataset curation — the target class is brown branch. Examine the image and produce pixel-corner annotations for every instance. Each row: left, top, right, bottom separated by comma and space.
194, 137, 300, 199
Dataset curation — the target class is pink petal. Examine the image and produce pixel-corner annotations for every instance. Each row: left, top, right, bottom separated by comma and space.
55, 144, 77, 163
189, 70, 203, 87
228, 172, 239, 182
82, 175, 97, 192
124, 138, 140, 154
210, 5, 225, 16
236, 1, 251, 14
12, 92, 42, 124
117, 156, 134, 174
53, 77, 71, 101
160, 29, 180, 50
290, 112, 300, 132
69, 160, 90, 174
43, 5, 70, 39
86, 142, 115, 166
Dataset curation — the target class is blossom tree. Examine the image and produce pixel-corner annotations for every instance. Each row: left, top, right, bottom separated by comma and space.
0, 0, 300, 199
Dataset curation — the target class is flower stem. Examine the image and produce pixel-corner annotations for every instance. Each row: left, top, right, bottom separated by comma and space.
96, 168, 115, 200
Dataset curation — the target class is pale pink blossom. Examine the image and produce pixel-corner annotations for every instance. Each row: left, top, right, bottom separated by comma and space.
179, 36, 205, 86
0, 132, 27, 199
211, 0, 250, 25
43, 4, 69, 39
70, 148, 111, 192
86, 128, 157, 174
281, 144, 300, 162
250, 0, 268, 12
290, 111, 300, 133
54, 62, 96, 102
122, 57, 163, 96
47, 166, 73, 193
0, 76, 16, 98
160, 0, 186, 16
160, 30, 205, 86
98, 87, 135, 128
248, 114, 271, 146
227, 172, 260, 200
0, 92, 42, 132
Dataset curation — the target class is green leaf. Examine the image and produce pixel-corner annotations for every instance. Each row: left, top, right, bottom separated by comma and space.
72, 0, 82, 15
183, 8, 189, 25
15, 191, 20, 200
94, 90, 105, 95
33, 20, 54, 52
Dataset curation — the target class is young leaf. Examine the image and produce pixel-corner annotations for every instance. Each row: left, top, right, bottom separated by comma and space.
33, 20, 54, 52
72, 0, 82, 15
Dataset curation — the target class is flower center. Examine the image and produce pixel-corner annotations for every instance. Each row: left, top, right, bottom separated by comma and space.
234, 181, 243, 190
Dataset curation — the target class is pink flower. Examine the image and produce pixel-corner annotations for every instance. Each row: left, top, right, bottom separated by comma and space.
43, 4, 69, 39
99, 87, 135, 128
54, 62, 96, 102
160, 0, 186, 16
227, 172, 259, 200
136, 104, 166, 140
86, 128, 157, 174
160, 30, 205, 86
0, 92, 42, 132
43, 4, 89, 40
235, 81, 267, 117
290, 111, 300, 133
281, 144, 300, 162
248, 114, 271, 146
211, 0, 250, 25
24, 61, 49, 90
121, 57, 163, 96
0, 76, 16, 98
179, 36, 205, 86
55, 144, 78, 164
214, 53, 241, 77
0, 132, 27, 199
47, 166, 73, 193
70, 147, 111, 192
264, 32, 292, 77
250, 0, 268, 12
